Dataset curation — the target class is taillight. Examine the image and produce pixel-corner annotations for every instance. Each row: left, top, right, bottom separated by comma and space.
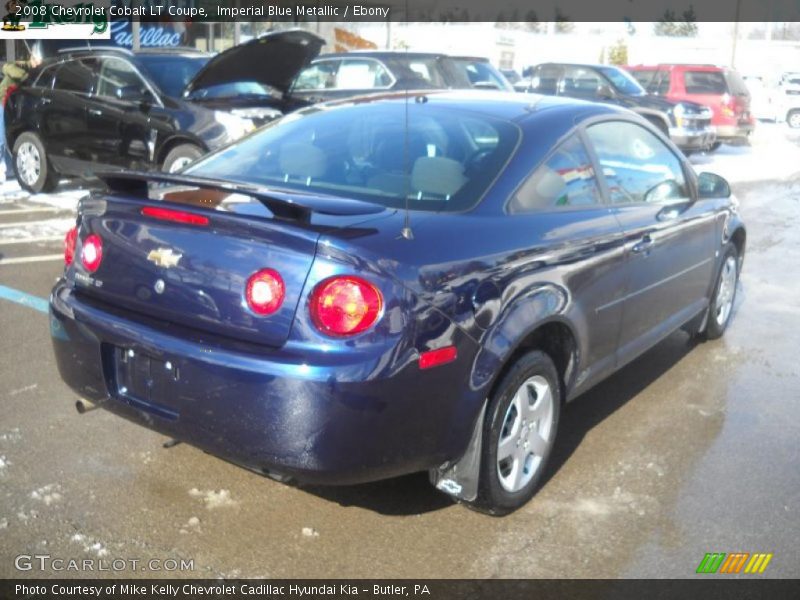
141, 206, 209, 226
245, 269, 285, 316
2, 83, 17, 107
80, 234, 103, 273
721, 93, 736, 117
309, 276, 383, 337
64, 227, 77, 266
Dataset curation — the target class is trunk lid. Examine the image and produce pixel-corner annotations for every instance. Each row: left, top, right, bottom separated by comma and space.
70, 173, 385, 347
184, 29, 325, 97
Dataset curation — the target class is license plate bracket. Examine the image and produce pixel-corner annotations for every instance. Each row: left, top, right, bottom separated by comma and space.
113, 347, 180, 419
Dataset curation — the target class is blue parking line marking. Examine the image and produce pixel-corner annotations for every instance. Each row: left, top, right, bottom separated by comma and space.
0, 284, 49, 314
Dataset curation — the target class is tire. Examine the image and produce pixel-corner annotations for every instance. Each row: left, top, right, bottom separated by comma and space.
162, 143, 203, 173
13, 132, 58, 194
699, 243, 739, 340
787, 110, 800, 129
468, 350, 561, 516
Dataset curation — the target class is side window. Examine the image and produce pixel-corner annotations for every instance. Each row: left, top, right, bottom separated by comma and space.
96, 57, 146, 99
509, 134, 601, 212
32, 65, 56, 89
292, 60, 340, 91
334, 59, 393, 90
586, 121, 688, 204
529, 64, 561, 95
654, 71, 670, 95
561, 66, 604, 99
52, 59, 97, 94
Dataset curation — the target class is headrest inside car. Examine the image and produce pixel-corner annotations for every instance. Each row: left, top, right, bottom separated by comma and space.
279, 142, 327, 181
411, 157, 467, 199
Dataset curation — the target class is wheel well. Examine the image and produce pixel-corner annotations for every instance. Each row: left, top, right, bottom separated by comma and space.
731, 227, 746, 260
490, 321, 578, 404
156, 137, 205, 168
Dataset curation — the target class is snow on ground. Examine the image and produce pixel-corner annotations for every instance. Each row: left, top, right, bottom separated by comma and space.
0, 218, 77, 242
690, 122, 800, 184
188, 488, 238, 509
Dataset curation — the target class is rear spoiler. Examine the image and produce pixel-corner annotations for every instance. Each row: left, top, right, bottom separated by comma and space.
97, 171, 385, 222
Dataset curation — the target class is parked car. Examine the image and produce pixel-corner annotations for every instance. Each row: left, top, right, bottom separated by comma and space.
500, 68, 522, 85
777, 73, 800, 128
625, 64, 755, 146
4, 29, 324, 193
289, 51, 512, 103
50, 91, 744, 514
519, 63, 716, 154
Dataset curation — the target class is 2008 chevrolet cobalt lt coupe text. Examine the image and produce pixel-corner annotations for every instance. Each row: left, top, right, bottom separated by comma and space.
50, 91, 745, 514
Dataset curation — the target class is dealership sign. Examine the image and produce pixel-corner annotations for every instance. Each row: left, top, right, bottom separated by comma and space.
0, 0, 110, 38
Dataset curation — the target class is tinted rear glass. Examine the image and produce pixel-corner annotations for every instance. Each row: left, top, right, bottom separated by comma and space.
186, 102, 520, 213
725, 70, 750, 96
137, 55, 209, 97
685, 70, 728, 94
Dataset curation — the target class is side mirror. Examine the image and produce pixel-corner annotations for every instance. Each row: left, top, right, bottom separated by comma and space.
697, 172, 731, 198
597, 83, 615, 99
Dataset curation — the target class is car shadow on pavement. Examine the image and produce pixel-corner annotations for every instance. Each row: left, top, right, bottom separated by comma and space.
299, 472, 454, 516
541, 330, 697, 489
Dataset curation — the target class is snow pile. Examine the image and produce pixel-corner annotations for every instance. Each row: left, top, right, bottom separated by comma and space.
188, 488, 237, 509
30, 484, 63, 506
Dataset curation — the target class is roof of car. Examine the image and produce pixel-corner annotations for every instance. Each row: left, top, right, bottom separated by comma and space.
627, 64, 728, 72
314, 89, 623, 123
537, 62, 618, 70
316, 51, 450, 60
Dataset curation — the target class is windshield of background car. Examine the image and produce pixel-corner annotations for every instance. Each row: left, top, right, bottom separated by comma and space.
137, 55, 209, 97
452, 59, 511, 90
187, 81, 278, 100
598, 67, 646, 95
185, 102, 520, 212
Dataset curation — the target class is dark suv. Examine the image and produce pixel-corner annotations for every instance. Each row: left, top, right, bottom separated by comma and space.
290, 51, 513, 104
520, 63, 716, 154
4, 30, 324, 193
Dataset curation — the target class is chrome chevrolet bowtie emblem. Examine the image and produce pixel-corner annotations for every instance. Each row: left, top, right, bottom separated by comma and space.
147, 248, 182, 268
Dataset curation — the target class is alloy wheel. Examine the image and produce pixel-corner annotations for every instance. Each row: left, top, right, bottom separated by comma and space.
496, 375, 555, 493
715, 255, 737, 326
16, 142, 41, 187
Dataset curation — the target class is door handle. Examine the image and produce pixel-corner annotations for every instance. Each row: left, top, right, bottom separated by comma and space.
632, 235, 654, 254
40, 97, 51, 104
88, 108, 103, 116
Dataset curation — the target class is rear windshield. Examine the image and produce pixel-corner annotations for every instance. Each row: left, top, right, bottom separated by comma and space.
186, 102, 519, 212
451, 59, 512, 91
725, 70, 750, 96
685, 70, 728, 94
137, 55, 209, 97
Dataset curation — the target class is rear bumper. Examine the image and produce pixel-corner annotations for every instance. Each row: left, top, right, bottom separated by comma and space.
715, 123, 755, 142
49, 280, 481, 485
669, 126, 717, 150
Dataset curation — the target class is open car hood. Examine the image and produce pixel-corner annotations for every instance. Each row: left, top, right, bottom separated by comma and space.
184, 29, 325, 96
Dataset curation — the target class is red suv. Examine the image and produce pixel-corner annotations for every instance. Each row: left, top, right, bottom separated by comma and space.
626, 64, 755, 147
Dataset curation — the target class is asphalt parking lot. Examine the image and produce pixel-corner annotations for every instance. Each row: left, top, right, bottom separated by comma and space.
1, 123, 798, 579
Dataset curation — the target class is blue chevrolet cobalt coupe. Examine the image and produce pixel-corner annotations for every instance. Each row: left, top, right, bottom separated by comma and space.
50, 91, 745, 514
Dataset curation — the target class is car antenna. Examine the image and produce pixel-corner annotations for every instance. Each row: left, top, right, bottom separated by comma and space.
400, 0, 414, 240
